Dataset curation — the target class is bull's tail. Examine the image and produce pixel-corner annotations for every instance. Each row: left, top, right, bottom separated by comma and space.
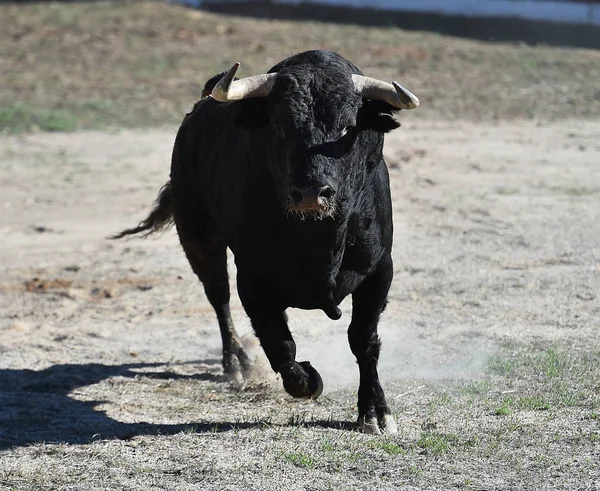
110, 181, 174, 239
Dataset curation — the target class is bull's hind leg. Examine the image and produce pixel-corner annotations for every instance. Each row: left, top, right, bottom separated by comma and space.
178, 232, 252, 382
348, 253, 396, 435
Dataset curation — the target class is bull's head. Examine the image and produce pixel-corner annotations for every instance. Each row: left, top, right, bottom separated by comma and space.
210, 52, 419, 220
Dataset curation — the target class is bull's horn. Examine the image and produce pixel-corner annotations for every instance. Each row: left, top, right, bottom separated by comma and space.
352, 74, 419, 110
211, 62, 277, 102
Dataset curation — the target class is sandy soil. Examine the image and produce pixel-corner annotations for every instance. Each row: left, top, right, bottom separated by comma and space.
0, 119, 599, 489
2, 119, 598, 369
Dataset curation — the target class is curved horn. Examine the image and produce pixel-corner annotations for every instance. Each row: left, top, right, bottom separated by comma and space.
352, 74, 419, 110
211, 62, 277, 102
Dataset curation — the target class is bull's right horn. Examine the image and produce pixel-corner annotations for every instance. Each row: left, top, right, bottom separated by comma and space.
352, 74, 420, 110
211, 63, 277, 102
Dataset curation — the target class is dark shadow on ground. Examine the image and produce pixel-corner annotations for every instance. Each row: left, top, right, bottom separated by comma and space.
0, 361, 249, 449
199, 2, 600, 50
0, 361, 356, 449
303, 420, 356, 431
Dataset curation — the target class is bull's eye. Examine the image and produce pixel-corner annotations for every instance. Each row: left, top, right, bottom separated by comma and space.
273, 124, 285, 139
340, 125, 355, 138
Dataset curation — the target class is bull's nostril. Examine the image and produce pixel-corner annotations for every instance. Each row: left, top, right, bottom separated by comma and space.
290, 187, 303, 204
289, 185, 335, 206
319, 186, 335, 200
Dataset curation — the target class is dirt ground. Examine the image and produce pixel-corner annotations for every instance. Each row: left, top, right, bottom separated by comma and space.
1, 118, 599, 490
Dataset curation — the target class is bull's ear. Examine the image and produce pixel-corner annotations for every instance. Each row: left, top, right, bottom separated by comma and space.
357, 100, 401, 133
235, 99, 269, 129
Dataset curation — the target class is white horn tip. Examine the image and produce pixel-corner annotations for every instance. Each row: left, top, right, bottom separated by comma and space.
392, 81, 420, 109
211, 62, 242, 102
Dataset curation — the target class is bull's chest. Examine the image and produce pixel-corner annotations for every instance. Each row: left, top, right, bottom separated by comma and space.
235, 234, 370, 315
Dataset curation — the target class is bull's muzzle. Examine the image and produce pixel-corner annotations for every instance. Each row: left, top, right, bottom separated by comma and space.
286, 184, 337, 220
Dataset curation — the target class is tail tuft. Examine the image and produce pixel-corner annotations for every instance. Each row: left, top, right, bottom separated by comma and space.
110, 181, 174, 239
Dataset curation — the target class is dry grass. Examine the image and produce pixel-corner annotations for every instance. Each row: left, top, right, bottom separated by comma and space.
1, 0, 600, 132
1, 348, 598, 490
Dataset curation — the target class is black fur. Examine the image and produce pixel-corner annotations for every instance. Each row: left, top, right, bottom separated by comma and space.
115, 50, 408, 430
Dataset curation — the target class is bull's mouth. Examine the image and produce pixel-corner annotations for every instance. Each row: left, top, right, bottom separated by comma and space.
285, 197, 337, 221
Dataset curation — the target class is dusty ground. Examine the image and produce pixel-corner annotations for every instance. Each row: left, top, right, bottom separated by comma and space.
1, 119, 599, 490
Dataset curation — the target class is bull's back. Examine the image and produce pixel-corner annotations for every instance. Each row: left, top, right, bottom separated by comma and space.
170, 99, 257, 239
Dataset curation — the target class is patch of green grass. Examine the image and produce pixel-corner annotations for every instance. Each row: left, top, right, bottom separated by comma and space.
427, 392, 453, 416
538, 348, 569, 378
347, 449, 363, 463
462, 380, 492, 395
0, 103, 77, 133
518, 396, 550, 411
372, 440, 408, 456
417, 432, 456, 455
557, 393, 583, 407
488, 354, 515, 375
553, 385, 584, 407
437, 392, 453, 405
0, 99, 128, 134
283, 452, 316, 469
588, 432, 600, 442
494, 400, 512, 416
490, 347, 581, 385
320, 439, 335, 453
463, 436, 480, 448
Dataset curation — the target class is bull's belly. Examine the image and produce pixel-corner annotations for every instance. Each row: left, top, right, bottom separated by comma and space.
232, 227, 381, 315
274, 269, 365, 314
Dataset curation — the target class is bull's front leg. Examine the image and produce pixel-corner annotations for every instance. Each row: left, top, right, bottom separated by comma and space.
237, 274, 323, 400
348, 252, 396, 434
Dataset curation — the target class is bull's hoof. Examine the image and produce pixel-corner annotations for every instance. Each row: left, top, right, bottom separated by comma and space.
281, 361, 323, 400
358, 412, 398, 435
237, 349, 253, 379
223, 348, 253, 388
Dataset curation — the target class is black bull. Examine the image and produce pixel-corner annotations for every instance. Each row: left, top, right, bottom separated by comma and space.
113, 50, 419, 434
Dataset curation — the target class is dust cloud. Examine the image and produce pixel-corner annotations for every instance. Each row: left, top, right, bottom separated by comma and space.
295, 323, 493, 394
233, 300, 496, 394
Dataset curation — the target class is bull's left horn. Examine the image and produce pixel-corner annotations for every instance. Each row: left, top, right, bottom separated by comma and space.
352, 74, 419, 110
211, 62, 277, 102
